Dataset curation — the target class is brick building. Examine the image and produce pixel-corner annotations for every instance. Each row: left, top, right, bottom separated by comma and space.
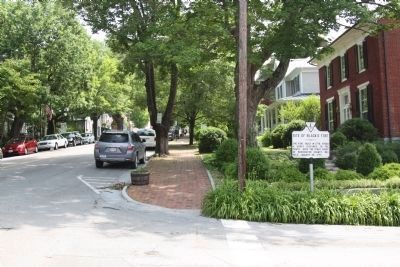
311, 23, 400, 140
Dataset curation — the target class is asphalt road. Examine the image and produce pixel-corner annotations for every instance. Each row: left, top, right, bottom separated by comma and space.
0, 144, 400, 267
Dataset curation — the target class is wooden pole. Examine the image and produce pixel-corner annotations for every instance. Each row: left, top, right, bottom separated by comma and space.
238, 0, 247, 192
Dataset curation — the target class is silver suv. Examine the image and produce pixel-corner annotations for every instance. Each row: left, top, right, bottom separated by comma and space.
94, 131, 146, 168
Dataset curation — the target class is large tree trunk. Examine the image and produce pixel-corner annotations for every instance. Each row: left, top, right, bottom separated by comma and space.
144, 61, 178, 156
112, 113, 124, 130
188, 117, 195, 145
47, 117, 56, 135
10, 114, 24, 138
91, 113, 99, 140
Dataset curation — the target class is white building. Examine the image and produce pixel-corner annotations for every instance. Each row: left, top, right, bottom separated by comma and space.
259, 58, 320, 133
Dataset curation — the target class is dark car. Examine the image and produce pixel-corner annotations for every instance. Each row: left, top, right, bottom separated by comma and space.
2, 135, 38, 156
94, 130, 146, 169
168, 129, 175, 141
61, 132, 83, 146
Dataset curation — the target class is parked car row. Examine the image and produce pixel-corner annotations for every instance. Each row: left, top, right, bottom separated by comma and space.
1, 132, 96, 158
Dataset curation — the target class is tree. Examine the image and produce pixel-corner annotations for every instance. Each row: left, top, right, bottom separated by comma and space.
175, 59, 235, 145
279, 95, 321, 125
208, 0, 400, 146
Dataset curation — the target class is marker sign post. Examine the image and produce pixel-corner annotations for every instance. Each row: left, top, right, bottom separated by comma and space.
292, 122, 330, 192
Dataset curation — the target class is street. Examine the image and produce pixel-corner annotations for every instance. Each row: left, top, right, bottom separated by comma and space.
0, 145, 400, 267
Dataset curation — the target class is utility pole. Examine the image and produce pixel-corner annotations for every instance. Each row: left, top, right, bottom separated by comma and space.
238, 0, 247, 192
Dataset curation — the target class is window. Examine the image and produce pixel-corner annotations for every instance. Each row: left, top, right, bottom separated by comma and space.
359, 86, 368, 120
276, 85, 283, 99
357, 41, 367, 72
286, 75, 300, 96
326, 64, 333, 89
327, 100, 334, 131
340, 54, 348, 81
338, 88, 352, 124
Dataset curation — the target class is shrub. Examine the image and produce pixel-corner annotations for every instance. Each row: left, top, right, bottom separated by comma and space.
356, 143, 382, 176
197, 127, 227, 153
282, 120, 306, 147
271, 124, 287, 148
202, 180, 400, 225
335, 169, 364, 180
374, 141, 399, 164
215, 139, 238, 167
222, 162, 237, 180
259, 130, 272, 147
334, 142, 361, 170
330, 131, 347, 149
368, 163, 400, 180
337, 118, 378, 142
380, 150, 398, 164
298, 158, 325, 173
269, 161, 306, 182
313, 168, 334, 180
246, 148, 270, 180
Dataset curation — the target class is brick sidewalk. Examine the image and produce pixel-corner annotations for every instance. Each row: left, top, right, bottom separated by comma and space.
126, 141, 212, 209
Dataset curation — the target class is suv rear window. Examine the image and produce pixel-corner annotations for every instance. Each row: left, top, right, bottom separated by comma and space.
99, 133, 129, 143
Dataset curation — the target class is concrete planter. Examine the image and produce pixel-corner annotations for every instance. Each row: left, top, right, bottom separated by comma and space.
130, 171, 150, 185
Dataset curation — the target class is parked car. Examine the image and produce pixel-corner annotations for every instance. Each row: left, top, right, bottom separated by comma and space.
168, 129, 175, 141
37, 134, 68, 150
0, 148, 3, 159
1, 135, 38, 157
81, 133, 95, 144
61, 132, 83, 146
137, 128, 156, 149
94, 130, 146, 168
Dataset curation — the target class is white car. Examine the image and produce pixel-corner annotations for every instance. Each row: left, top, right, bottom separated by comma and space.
37, 134, 68, 150
137, 128, 156, 149
82, 133, 95, 144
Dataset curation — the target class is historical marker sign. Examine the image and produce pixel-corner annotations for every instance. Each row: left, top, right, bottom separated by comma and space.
292, 122, 330, 159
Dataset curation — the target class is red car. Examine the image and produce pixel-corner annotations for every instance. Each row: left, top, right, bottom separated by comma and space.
2, 135, 38, 157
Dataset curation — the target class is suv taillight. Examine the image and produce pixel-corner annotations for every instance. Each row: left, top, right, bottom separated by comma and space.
127, 144, 135, 152
95, 143, 99, 149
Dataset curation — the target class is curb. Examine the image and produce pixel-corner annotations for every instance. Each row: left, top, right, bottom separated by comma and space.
200, 154, 216, 191
121, 185, 201, 214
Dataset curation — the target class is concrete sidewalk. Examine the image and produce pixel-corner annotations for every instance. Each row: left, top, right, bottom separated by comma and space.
126, 137, 212, 209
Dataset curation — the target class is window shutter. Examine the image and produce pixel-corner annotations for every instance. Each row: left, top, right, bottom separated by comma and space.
355, 90, 360, 117
329, 63, 333, 86
332, 99, 338, 130
345, 53, 349, 78
324, 103, 328, 130
367, 85, 374, 123
363, 40, 368, 69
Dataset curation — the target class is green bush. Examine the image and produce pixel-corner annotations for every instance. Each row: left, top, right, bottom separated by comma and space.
380, 150, 398, 164
298, 158, 325, 173
335, 169, 364, 180
282, 120, 306, 147
374, 141, 399, 164
271, 124, 287, 148
202, 180, 400, 225
313, 168, 334, 180
259, 130, 272, 147
215, 139, 238, 167
269, 161, 306, 182
368, 163, 400, 180
330, 131, 347, 149
197, 127, 227, 153
222, 162, 237, 180
337, 118, 378, 142
334, 142, 361, 170
356, 143, 382, 176
246, 148, 270, 180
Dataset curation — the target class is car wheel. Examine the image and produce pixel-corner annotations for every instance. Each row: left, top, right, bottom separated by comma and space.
73, 140, 76, 147
95, 160, 103, 168
54, 143, 58, 150
130, 155, 138, 169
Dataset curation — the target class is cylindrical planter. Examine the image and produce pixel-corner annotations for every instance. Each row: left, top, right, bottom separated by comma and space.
131, 171, 150, 185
